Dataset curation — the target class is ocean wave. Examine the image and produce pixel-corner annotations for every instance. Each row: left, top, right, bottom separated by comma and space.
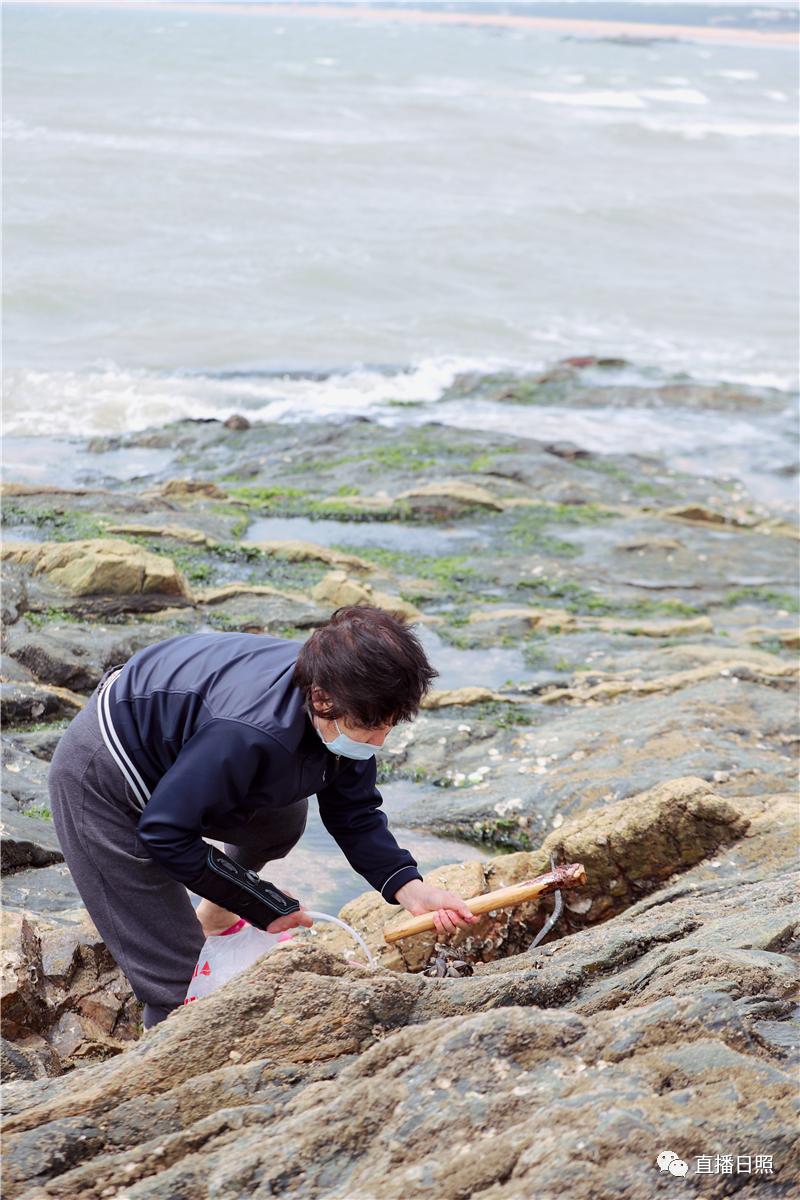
638, 88, 709, 105
3, 352, 796, 442
568, 104, 799, 139
2, 117, 265, 160
1, 358, 484, 438
713, 69, 760, 81
525, 86, 710, 109
527, 89, 647, 108
635, 117, 799, 139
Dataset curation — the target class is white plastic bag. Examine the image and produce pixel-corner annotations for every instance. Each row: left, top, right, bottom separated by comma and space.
184, 918, 293, 1005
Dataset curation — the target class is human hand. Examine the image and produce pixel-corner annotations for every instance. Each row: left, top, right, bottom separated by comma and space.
196, 893, 313, 937
196, 898, 239, 937
394, 879, 477, 937
266, 885, 314, 935
266, 907, 314, 935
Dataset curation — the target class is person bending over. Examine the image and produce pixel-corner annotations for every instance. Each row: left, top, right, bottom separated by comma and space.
49, 605, 475, 1028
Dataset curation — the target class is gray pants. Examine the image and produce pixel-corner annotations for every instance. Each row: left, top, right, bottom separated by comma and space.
48, 666, 307, 1030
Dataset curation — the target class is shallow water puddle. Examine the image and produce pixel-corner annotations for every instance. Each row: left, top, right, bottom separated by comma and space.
3, 435, 175, 488
416, 625, 528, 691
403, 400, 797, 513
243, 514, 490, 555
204, 781, 496, 914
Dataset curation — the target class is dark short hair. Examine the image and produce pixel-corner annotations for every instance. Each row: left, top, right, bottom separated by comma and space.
293, 605, 438, 728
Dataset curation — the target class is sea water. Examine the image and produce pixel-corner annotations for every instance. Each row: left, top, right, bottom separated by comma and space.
3, 1, 798, 436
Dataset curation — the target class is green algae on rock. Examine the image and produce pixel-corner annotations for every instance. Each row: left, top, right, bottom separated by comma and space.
0, 406, 797, 1177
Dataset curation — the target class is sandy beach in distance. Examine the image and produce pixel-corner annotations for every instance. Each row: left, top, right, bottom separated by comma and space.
112, 1, 799, 50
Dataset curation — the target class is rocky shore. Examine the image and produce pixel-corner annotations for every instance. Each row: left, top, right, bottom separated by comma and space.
2, 363, 798, 1197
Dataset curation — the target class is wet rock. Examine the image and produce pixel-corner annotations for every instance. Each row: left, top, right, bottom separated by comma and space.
614, 535, 684, 552
1, 908, 139, 1079
55, 592, 196, 621
395, 479, 505, 517
396, 676, 797, 847
0, 483, 108, 499
196, 591, 325, 632
631, 640, 792, 675
1, 736, 53, 810
2, 944, 419, 1139
315, 777, 751, 971
242, 539, 373, 573
1, 810, 63, 874
315, 490, 402, 516
467, 606, 580, 635
513, 867, 800, 1019
659, 503, 799, 540
663, 503, 757, 528
1, 863, 796, 1200
3, 624, 163, 693
4, 725, 62, 761
466, 606, 713, 639
2, 540, 190, 598
193, 581, 306, 606
447, 369, 789, 415
0, 564, 28, 626
420, 686, 515, 709
0, 655, 36, 683
1, 407, 797, 1198
2, 864, 83, 915
538, 654, 798, 706
158, 479, 227, 500
192, 583, 327, 631
542, 440, 590, 460
488, 775, 750, 923
0, 680, 84, 726
1, 1036, 57, 1082
741, 625, 800, 651
1, 912, 49, 1039
311, 570, 426, 622
6, 629, 117, 693
313, 860, 486, 975
106, 522, 218, 546
223, 414, 250, 431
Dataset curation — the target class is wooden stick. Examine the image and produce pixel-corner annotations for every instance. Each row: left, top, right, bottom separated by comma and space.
384, 862, 587, 943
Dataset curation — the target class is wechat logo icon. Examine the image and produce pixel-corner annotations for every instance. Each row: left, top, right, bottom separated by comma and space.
657, 1151, 689, 1178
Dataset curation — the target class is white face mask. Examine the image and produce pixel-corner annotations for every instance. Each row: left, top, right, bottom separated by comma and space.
313, 715, 377, 760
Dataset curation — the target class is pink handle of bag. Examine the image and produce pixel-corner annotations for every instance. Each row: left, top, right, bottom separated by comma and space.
219, 919, 247, 936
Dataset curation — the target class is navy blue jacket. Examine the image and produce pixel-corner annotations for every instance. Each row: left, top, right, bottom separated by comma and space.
102, 631, 422, 903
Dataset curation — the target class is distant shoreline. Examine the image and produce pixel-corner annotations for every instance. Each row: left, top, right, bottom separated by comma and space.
84, 2, 799, 50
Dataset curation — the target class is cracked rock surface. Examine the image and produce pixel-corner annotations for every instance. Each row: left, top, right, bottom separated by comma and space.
1, 387, 798, 1196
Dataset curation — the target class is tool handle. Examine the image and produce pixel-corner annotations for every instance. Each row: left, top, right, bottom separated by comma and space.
384, 862, 586, 943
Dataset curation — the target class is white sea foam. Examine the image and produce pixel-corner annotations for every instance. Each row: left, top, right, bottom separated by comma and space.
1, 358, 483, 438
714, 69, 760, 81
527, 89, 646, 108
417, 398, 780, 459
637, 117, 799, 139
527, 86, 711, 112
3, 351, 795, 443
638, 88, 709, 104
1, 118, 264, 160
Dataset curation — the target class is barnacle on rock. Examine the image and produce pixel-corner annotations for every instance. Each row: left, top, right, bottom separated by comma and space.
423, 943, 476, 979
